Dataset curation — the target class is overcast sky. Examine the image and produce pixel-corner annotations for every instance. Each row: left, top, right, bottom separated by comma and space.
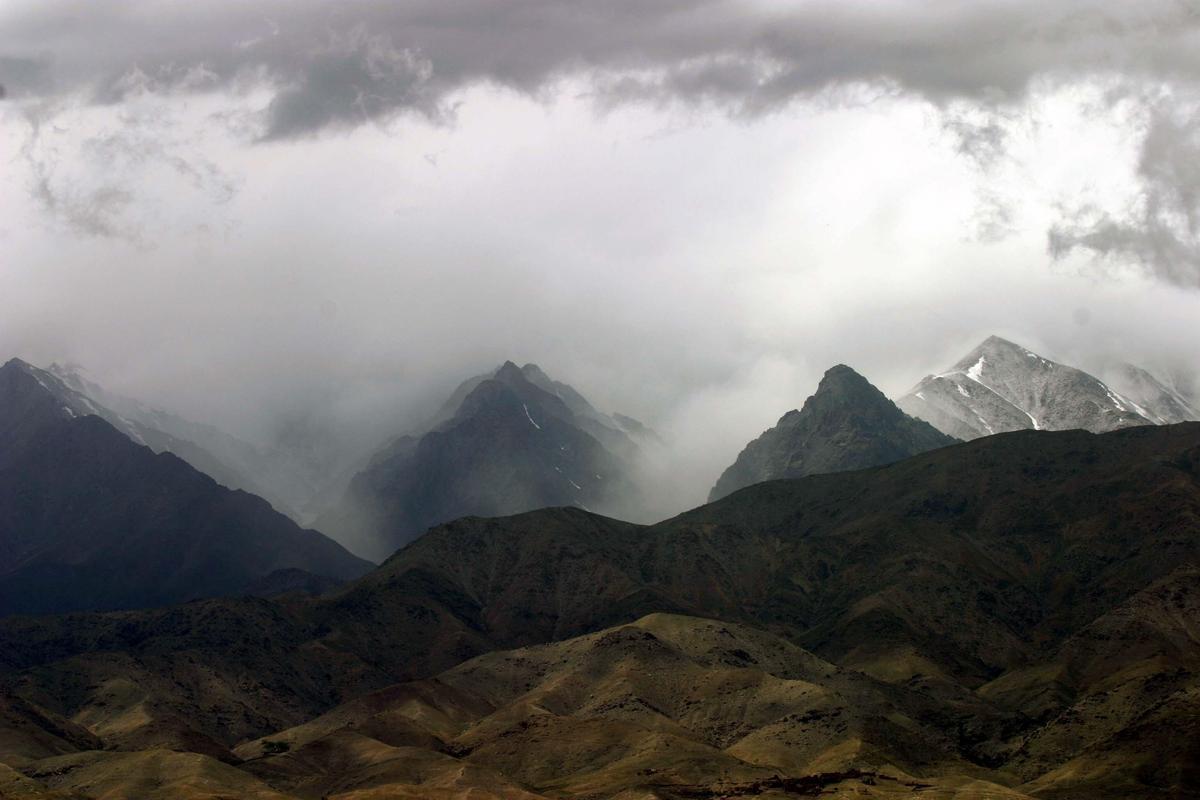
3, 0, 1200, 507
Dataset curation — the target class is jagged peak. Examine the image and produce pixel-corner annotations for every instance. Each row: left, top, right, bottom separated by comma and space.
2, 356, 35, 372
454, 361, 569, 424
2, 359, 85, 396
947, 335, 1054, 376
0, 357, 86, 426
981, 334, 1022, 349
709, 363, 955, 501
0, 357, 134, 434
493, 360, 528, 382
1, 358, 61, 392
806, 364, 894, 410
817, 363, 870, 387
966, 335, 1040, 360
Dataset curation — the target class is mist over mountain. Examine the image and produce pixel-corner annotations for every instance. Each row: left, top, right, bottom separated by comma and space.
43, 362, 365, 522
316, 361, 651, 561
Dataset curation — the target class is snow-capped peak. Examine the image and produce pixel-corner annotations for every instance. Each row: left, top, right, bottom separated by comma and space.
898, 336, 1151, 441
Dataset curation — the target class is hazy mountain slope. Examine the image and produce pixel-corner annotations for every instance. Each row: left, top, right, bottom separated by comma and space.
44, 363, 345, 519
516, 362, 650, 455
1102, 363, 1200, 425
43, 363, 278, 504
317, 361, 640, 561
710, 365, 957, 501
0, 359, 371, 616
429, 363, 650, 448
898, 336, 1151, 440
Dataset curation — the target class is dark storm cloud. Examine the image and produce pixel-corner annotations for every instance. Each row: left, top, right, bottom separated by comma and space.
5, 1, 1200, 138
0, 56, 49, 97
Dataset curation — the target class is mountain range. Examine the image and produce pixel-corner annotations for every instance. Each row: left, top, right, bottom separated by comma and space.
316, 361, 650, 561
23, 339, 1196, 567
0, 358, 371, 616
711, 337, 1196, 506
1, 421, 1198, 797
2, 339, 1200, 797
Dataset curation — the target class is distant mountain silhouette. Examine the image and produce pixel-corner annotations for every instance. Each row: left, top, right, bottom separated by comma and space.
317, 361, 644, 561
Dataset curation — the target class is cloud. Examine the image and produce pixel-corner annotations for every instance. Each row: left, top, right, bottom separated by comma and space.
261, 26, 437, 140
1049, 94, 1200, 288
2, 0, 1200, 518
0, 55, 49, 98
7, 1, 1200, 284
9, 73, 241, 242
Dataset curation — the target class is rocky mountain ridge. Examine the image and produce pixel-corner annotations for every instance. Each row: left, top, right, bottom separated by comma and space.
710, 364, 958, 501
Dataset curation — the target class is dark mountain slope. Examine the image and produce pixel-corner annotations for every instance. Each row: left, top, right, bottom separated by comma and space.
710, 364, 957, 501
41, 362, 280, 510
980, 567, 1200, 793
0, 359, 371, 616
45, 362, 365, 522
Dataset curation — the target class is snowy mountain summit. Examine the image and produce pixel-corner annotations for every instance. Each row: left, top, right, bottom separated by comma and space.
897, 336, 1152, 440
